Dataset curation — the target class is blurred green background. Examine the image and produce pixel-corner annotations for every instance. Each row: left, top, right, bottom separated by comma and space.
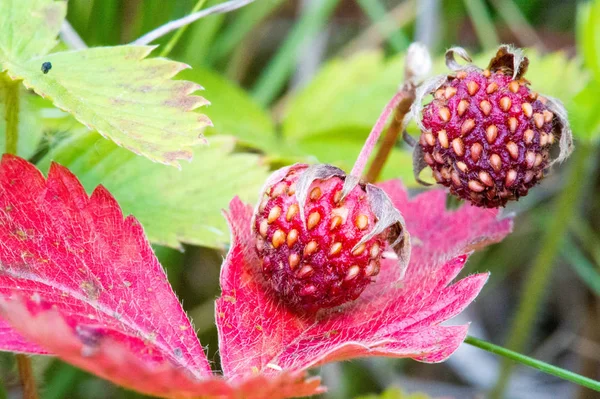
2, 0, 600, 398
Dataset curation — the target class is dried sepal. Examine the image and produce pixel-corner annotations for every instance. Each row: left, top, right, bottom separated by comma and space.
543, 95, 574, 165
359, 185, 411, 277
487, 44, 529, 80
295, 164, 345, 226
411, 144, 433, 186
340, 174, 361, 202
445, 46, 473, 71
409, 74, 449, 132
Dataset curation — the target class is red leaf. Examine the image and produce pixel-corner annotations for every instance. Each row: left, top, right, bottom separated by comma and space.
0, 155, 324, 398
0, 297, 323, 398
0, 319, 46, 354
216, 182, 512, 379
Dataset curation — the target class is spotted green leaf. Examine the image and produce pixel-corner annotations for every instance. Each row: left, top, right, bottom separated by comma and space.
0, 0, 210, 166
38, 133, 268, 249
0, 0, 65, 61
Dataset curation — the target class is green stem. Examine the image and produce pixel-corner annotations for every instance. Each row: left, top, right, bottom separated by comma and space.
159, 0, 208, 57
16, 355, 38, 399
465, 336, 600, 392
2, 73, 20, 155
492, 143, 593, 398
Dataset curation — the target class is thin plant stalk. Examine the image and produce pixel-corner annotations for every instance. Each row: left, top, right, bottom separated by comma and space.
364, 91, 415, 182
350, 92, 405, 178
492, 143, 593, 397
133, 0, 255, 45
16, 355, 39, 399
2, 74, 19, 155
465, 336, 600, 392
160, 0, 208, 57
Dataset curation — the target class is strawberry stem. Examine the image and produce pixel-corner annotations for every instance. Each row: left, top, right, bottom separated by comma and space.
465, 335, 600, 392
364, 87, 416, 182
16, 355, 39, 399
350, 91, 407, 179
1, 73, 19, 155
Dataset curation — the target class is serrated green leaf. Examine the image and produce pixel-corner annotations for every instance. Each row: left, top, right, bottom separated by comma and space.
177, 67, 279, 152
3, 46, 210, 166
355, 387, 434, 399
577, 0, 600, 80
0, 0, 66, 61
0, 0, 211, 166
38, 133, 268, 249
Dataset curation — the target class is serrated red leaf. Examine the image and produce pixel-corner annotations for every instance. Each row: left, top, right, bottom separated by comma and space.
216, 182, 512, 379
0, 298, 323, 399
0, 155, 324, 398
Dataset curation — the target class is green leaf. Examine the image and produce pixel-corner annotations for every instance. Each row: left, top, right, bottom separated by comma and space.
525, 51, 588, 101
577, 0, 600, 80
355, 388, 434, 399
0, 0, 66, 61
283, 52, 404, 140
567, 79, 600, 140
3, 46, 210, 166
0, 0, 211, 166
177, 67, 279, 152
38, 133, 268, 249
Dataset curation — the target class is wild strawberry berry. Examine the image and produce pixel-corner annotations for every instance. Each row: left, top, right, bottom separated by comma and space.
412, 46, 572, 208
253, 164, 409, 313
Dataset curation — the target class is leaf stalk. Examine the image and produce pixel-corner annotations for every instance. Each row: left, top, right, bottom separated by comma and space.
465, 335, 600, 392
1, 73, 20, 155
364, 87, 415, 182
16, 354, 39, 399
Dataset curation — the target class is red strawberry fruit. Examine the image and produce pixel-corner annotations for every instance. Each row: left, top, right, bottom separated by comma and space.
411, 46, 573, 208
253, 164, 409, 313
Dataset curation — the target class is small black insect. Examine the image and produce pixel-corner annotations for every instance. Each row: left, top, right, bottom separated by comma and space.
41, 62, 52, 74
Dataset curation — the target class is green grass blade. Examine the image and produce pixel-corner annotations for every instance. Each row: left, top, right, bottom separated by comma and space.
462, 0, 499, 51
160, 0, 208, 57
562, 237, 600, 295
356, 0, 409, 53
208, 0, 284, 64
466, 336, 600, 392
251, 0, 341, 106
